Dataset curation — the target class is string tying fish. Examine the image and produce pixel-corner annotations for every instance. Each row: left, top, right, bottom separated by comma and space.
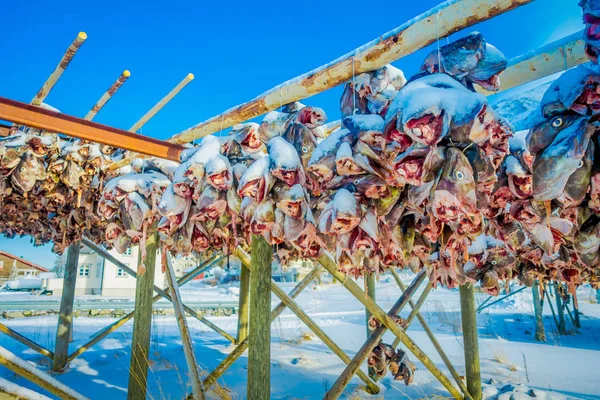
352, 55, 356, 115
436, 13, 444, 73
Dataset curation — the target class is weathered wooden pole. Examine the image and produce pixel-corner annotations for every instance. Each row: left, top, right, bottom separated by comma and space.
0, 322, 54, 360
364, 272, 376, 379
247, 235, 272, 400
553, 282, 567, 334
165, 254, 205, 400
573, 295, 581, 328
52, 242, 80, 372
0, 345, 89, 400
532, 280, 546, 342
459, 283, 482, 400
84, 70, 131, 121
237, 262, 250, 343
127, 233, 158, 400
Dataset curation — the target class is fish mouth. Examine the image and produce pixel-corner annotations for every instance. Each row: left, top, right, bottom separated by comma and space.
192, 228, 210, 250
331, 216, 361, 235
241, 130, 262, 150
336, 157, 364, 176
471, 74, 500, 91
508, 174, 532, 199
431, 190, 464, 222
239, 180, 260, 200
393, 156, 424, 186
387, 130, 413, 152
278, 200, 303, 219
364, 184, 390, 199
208, 171, 231, 190
404, 111, 445, 145
307, 164, 334, 182
272, 169, 299, 186
573, 79, 600, 114
173, 182, 193, 198
586, 43, 600, 64
349, 229, 376, 251
250, 220, 270, 235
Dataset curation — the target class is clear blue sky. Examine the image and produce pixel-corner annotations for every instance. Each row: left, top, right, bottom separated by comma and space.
0, 0, 582, 269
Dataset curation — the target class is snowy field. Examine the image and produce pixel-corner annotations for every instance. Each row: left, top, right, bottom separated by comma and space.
1, 271, 599, 399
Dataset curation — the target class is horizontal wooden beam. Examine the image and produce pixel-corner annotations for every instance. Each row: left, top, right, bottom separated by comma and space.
479, 30, 588, 96
0, 97, 184, 161
169, 0, 533, 144
0, 322, 54, 360
0, 345, 88, 400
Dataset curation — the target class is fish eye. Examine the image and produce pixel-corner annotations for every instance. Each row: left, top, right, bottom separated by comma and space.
578, 160, 584, 168
354, 179, 360, 185
491, 260, 497, 265
551, 117, 563, 128
275, 187, 280, 191
302, 146, 308, 153
455, 171, 464, 180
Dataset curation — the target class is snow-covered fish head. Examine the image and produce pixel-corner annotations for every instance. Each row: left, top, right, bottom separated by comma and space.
307, 128, 354, 186
231, 122, 262, 152
276, 184, 307, 219
268, 137, 306, 186
98, 197, 119, 220
335, 142, 364, 176
194, 185, 228, 221
430, 147, 477, 222
541, 66, 600, 117
581, 0, 600, 58
467, 44, 507, 91
124, 192, 151, 231
296, 106, 326, 129
532, 117, 594, 201
26, 134, 58, 157
105, 222, 123, 243
250, 199, 275, 235
11, 152, 46, 193
259, 111, 291, 141
191, 222, 211, 252
237, 156, 272, 203
420, 32, 485, 78
205, 154, 232, 191
344, 114, 385, 149
348, 208, 379, 252
158, 184, 191, 220
319, 188, 363, 235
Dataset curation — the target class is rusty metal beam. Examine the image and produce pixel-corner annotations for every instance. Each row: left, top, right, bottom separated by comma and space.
0, 97, 184, 161
478, 30, 587, 96
32, 32, 87, 106
169, 0, 533, 144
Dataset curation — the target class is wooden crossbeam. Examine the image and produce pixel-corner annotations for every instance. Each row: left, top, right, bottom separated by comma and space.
84, 70, 131, 121
169, 0, 532, 144
31, 32, 87, 106
67, 255, 222, 363
81, 238, 235, 343
317, 252, 463, 399
0, 97, 184, 161
235, 248, 380, 394
479, 31, 587, 96
0, 345, 88, 400
0, 322, 54, 360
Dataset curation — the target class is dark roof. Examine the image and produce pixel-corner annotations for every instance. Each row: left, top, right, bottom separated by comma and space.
0, 251, 49, 272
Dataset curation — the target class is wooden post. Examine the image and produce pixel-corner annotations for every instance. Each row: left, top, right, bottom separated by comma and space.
573, 295, 581, 329
52, 242, 80, 372
237, 263, 250, 343
364, 272, 376, 379
326, 271, 426, 399
459, 283, 482, 400
127, 233, 158, 400
0, 322, 54, 359
84, 70, 130, 121
0, 345, 89, 400
247, 235, 271, 400
532, 280, 546, 342
165, 254, 205, 400
553, 282, 567, 334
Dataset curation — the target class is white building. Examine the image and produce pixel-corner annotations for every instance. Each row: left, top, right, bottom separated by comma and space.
49, 244, 190, 297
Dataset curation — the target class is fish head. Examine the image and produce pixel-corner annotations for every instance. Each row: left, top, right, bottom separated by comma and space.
232, 123, 262, 152
105, 222, 123, 243
191, 223, 211, 251
526, 113, 584, 156
431, 147, 477, 222
542, 66, 600, 117
157, 184, 191, 218
238, 157, 272, 203
268, 137, 305, 186
196, 185, 228, 221
403, 109, 447, 146
205, 154, 232, 190
283, 123, 317, 169
582, 1, 600, 49
392, 145, 430, 186
335, 142, 364, 176
532, 117, 595, 201
250, 200, 275, 235
297, 107, 326, 129
11, 152, 46, 193
421, 32, 485, 77
276, 184, 307, 219
329, 189, 362, 235
467, 44, 507, 91
559, 139, 594, 207
356, 174, 390, 199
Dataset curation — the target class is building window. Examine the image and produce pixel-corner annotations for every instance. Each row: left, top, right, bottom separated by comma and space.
124, 248, 132, 256
96, 263, 102, 278
117, 267, 128, 278
78, 265, 90, 277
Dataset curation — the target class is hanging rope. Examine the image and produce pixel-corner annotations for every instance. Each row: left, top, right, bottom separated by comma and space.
280, 87, 283, 110
352, 55, 356, 115
562, 46, 569, 71
436, 13, 443, 73
220, 114, 224, 137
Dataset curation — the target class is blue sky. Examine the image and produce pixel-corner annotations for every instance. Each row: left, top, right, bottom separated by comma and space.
0, 0, 582, 269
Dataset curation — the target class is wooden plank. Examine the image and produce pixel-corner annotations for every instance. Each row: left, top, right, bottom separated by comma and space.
84, 70, 131, 120
67, 255, 222, 363
553, 282, 567, 334
81, 238, 235, 342
0, 124, 11, 137
31, 32, 87, 106
0, 322, 54, 360
390, 270, 472, 400
532, 281, 546, 342
203, 266, 321, 391
129, 73, 194, 133
316, 252, 463, 399
52, 242, 80, 372
0, 345, 88, 400
237, 261, 250, 344
235, 249, 379, 394
247, 235, 271, 400
0, 97, 184, 161
325, 270, 426, 399
165, 254, 205, 400
459, 283, 482, 400
169, 0, 532, 144
479, 31, 587, 96
127, 233, 158, 400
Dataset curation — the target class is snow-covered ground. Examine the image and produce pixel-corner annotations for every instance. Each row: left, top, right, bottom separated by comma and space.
1, 271, 599, 399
